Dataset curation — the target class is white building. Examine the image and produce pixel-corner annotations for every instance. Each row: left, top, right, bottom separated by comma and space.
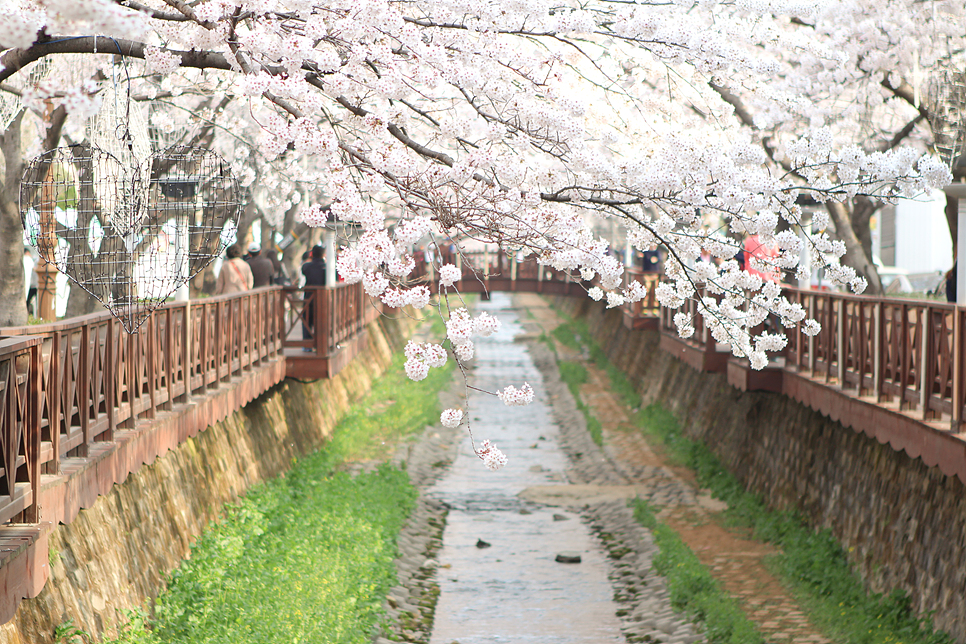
875, 190, 953, 274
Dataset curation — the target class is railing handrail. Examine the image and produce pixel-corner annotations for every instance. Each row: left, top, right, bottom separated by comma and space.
0, 285, 283, 337
782, 284, 954, 309
0, 335, 43, 353
10, 268, 953, 531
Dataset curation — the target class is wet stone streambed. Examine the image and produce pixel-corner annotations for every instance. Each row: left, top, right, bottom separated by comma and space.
374, 293, 705, 644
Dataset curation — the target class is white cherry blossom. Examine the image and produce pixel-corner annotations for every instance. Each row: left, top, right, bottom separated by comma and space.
4, 0, 959, 471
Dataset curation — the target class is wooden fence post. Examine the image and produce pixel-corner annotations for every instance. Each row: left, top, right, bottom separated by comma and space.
807, 295, 816, 375
510, 256, 517, 291
163, 308, 174, 410
201, 302, 212, 391
836, 298, 845, 384
180, 304, 192, 400
953, 307, 963, 432
146, 316, 157, 419
104, 318, 115, 443
318, 288, 329, 356
48, 332, 61, 473
124, 330, 136, 428
26, 341, 41, 523
873, 301, 884, 403
921, 306, 933, 419
79, 325, 91, 447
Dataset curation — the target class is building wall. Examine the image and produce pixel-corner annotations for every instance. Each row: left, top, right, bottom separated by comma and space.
893, 192, 953, 274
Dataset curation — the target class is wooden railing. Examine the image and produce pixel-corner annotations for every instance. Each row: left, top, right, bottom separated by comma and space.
414, 250, 662, 310
622, 268, 661, 318
784, 288, 962, 427
0, 337, 42, 525
279, 283, 382, 355
0, 288, 283, 525
5, 261, 657, 527
656, 282, 963, 430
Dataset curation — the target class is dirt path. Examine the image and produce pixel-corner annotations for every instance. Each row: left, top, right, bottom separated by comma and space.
518, 293, 831, 644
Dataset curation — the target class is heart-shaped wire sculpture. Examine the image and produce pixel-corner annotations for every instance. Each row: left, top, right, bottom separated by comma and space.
20, 144, 241, 332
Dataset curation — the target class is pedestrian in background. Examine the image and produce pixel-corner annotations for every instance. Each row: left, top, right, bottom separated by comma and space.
300, 245, 326, 349
743, 234, 780, 283
640, 245, 662, 273
245, 243, 276, 287
215, 244, 254, 294
946, 263, 957, 303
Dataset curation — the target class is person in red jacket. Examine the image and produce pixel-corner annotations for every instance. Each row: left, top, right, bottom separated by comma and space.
743, 234, 780, 283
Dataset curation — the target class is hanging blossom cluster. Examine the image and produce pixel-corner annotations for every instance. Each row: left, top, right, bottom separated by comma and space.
497, 383, 535, 407
476, 439, 509, 471
440, 408, 463, 428
404, 341, 447, 381
413, 307, 509, 470
443, 308, 501, 363
6, 0, 961, 471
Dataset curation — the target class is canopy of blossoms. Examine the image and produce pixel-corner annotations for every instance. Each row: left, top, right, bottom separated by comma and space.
1, 0, 959, 469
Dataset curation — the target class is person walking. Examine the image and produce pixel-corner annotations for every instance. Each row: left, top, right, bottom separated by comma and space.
300, 245, 326, 349
245, 243, 276, 287
946, 263, 957, 303
215, 244, 254, 294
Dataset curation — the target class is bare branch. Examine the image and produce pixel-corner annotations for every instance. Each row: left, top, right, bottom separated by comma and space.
0, 36, 233, 84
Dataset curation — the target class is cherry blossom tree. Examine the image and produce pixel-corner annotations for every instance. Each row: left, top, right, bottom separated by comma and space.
0, 0, 958, 468
692, 1, 966, 293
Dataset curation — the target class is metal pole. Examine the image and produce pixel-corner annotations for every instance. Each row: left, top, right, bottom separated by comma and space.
325, 228, 336, 287
943, 184, 966, 303
174, 214, 190, 301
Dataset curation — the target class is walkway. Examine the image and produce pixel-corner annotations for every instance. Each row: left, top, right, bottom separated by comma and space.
413, 293, 703, 644
426, 294, 620, 644
522, 293, 831, 644
377, 292, 836, 644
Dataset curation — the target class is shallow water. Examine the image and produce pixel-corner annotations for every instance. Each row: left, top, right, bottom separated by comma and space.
427, 293, 624, 644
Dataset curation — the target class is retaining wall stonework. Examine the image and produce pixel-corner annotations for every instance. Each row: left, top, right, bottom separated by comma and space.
0, 315, 415, 644
554, 296, 966, 642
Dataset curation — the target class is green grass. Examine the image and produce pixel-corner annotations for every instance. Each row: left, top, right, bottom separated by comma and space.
92, 335, 453, 644
551, 323, 582, 351
545, 301, 952, 644
631, 499, 764, 644
634, 402, 953, 644
553, 318, 640, 409
150, 465, 416, 644
309, 347, 454, 470
556, 360, 603, 446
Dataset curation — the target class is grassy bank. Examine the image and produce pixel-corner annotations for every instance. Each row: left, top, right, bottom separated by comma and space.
87, 339, 454, 644
631, 499, 764, 644
634, 403, 951, 644
550, 312, 952, 644
546, 316, 761, 643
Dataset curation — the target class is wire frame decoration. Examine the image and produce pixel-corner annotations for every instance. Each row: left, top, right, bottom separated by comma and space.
927, 69, 966, 170
20, 144, 241, 332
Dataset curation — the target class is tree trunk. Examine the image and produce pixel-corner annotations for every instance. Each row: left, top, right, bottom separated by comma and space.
827, 200, 883, 295
63, 144, 101, 318
946, 194, 958, 260
0, 111, 27, 327
851, 197, 879, 265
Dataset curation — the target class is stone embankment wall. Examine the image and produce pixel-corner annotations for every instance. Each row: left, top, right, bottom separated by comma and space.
555, 296, 966, 642
0, 315, 416, 644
